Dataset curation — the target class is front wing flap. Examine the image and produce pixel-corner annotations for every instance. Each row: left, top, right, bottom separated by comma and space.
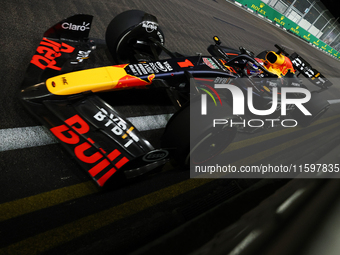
22, 14, 96, 89
28, 95, 173, 186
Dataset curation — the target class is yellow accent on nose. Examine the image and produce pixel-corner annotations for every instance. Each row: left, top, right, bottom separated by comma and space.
46, 65, 128, 95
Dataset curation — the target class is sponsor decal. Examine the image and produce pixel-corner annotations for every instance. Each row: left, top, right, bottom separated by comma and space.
274, 16, 285, 26
303, 33, 311, 41
214, 77, 233, 84
290, 26, 300, 34
61, 77, 68, 85
157, 31, 164, 44
313, 40, 320, 46
251, 3, 266, 15
128, 61, 173, 76
203, 58, 219, 69
155, 61, 168, 72
142, 150, 169, 162
137, 64, 148, 75
132, 64, 143, 75
142, 63, 154, 74
50, 114, 129, 186
177, 59, 194, 68
163, 61, 173, 71
142, 21, 158, 33
93, 108, 140, 148
62, 21, 90, 31
30, 37, 75, 70
71, 50, 91, 64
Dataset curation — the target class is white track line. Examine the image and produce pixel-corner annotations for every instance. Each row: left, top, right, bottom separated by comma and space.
0, 114, 173, 152
328, 99, 340, 105
128, 114, 173, 131
0, 126, 57, 152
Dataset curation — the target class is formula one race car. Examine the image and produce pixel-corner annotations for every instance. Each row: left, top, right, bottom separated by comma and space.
20, 10, 331, 186
209, 40, 332, 130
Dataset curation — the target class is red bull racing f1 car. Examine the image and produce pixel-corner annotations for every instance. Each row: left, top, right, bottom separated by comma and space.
20, 10, 332, 186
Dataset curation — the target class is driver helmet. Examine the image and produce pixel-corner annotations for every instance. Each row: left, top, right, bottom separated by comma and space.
244, 61, 261, 77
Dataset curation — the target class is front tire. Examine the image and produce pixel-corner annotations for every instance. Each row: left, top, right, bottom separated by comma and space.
161, 97, 238, 167
105, 10, 164, 63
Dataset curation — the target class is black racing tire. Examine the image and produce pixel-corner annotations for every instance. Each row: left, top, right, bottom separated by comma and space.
105, 10, 164, 64
291, 92, 330, 127
161, 102, 190, 166
161, 96, 238, 167
188, 124, 237, 165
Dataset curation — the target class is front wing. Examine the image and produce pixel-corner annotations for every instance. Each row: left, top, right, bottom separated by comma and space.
21, 93, 175, 186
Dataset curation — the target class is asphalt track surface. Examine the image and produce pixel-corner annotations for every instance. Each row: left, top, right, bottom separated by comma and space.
1, 0, 340, 254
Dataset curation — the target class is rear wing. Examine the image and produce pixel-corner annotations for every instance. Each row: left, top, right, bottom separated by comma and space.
290, 52, 333, 89
22, 14, 94, 88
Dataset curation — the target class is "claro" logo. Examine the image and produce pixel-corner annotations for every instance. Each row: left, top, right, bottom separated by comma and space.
62, 21, 90, 31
